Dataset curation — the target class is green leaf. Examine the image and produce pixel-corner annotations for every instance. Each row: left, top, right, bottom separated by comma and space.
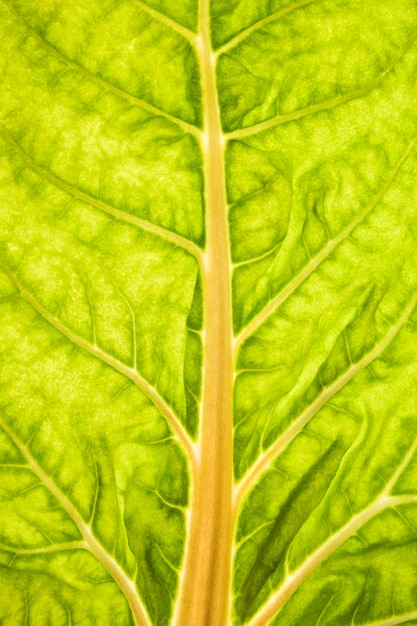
1, 1, 417, 625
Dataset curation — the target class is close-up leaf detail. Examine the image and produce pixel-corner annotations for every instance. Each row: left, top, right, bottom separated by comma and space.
1, 0, 417, 624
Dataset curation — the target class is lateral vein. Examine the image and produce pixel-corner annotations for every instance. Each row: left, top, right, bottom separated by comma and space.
0, 541, 86, 555
0, 127, 203, 266
216, 0, 317, 55
0, 0, 200, 138
227, 29, 417, 139
366, 611, 417, 626
0, 262, 197, 465
132, 0, 196, 42
247, 493, 417, 626
234, 134, 417, 352
0, 417, 152, 626
234, 287, 417, 508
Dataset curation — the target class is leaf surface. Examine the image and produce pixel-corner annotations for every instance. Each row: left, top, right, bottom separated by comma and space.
1, 0, 417, 625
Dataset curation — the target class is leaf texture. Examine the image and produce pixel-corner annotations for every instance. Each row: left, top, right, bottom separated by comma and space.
1, 0, 417, 625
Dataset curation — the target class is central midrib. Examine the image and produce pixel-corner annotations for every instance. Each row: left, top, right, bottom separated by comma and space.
173, 1, 235, 624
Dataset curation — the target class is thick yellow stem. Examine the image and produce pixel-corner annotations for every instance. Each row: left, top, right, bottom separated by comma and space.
173, 2, 234, 624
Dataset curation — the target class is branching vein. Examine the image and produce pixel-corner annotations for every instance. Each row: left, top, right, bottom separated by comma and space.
216, 0, 318, 55
234, 134, 417, 352
234, 287, 417, 508
0, 0, 200, 138
0, 262, 197, 466
0, 417, 152, 626
0, 127, 203, 266
247, 490, 417, 626
132, 0, 196, 42
227, 30, 417, 139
